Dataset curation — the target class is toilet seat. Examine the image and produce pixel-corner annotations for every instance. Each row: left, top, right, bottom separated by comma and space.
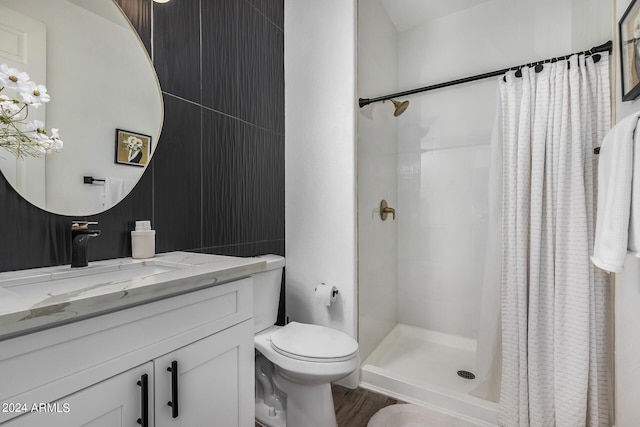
270, 322, 359, 362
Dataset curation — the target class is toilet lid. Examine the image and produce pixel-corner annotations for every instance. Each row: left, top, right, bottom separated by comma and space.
270, 322, 359, 362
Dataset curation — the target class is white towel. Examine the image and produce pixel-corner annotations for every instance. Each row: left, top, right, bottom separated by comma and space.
592, 112, 640, 273
104, 177, 134, 207
630, 116, 640, 254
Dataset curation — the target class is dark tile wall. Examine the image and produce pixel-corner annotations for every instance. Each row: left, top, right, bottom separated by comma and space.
0, 0, 284, 272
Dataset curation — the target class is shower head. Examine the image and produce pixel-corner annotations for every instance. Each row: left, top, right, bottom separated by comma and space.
388, 98, 409, 116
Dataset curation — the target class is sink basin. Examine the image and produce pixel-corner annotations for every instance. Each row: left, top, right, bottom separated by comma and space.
0, 259, 191, 295
0, 261, 184, 300
0, 259, 189, 322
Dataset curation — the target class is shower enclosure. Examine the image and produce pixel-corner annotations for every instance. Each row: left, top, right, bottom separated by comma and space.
357, 0, 611, 425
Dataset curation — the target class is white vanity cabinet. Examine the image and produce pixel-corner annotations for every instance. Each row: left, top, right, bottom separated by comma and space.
0, 276, 255, 427
4, 363, 155, 427
154, 321, 253, 427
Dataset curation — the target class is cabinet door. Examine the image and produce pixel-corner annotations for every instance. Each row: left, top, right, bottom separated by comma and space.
154, 319, 254, 427
4, 362, 153, 427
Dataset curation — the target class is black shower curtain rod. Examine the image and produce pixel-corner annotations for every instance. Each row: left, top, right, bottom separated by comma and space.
358, 40, 613, 108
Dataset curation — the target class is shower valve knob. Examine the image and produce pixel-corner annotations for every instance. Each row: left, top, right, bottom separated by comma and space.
380, 200, 395, 221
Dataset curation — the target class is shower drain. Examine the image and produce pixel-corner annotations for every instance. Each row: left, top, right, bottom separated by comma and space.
457, 370, 476, 380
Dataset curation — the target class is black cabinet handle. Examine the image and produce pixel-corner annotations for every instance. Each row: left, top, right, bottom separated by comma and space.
167, 361, 179, 418
136, 374, 149, 427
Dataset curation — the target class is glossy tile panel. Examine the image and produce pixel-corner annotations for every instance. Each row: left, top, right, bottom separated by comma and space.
238, 2, 284, 133
153, 0, 201, 102
115, 0, 152, 55
202, 0, 239, 116
202, 109, 238, 246
247, 0, 284, 30
202, 109, 284, 247
0, 176, 69, 271
153, 95, 202, 252
238, 123, 284, 242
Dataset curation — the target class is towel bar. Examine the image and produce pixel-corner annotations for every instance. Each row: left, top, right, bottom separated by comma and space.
83, 176, 105, 184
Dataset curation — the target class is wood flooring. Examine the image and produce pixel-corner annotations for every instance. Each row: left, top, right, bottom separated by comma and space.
256, 385, 401, 427
332, 384, 401, 426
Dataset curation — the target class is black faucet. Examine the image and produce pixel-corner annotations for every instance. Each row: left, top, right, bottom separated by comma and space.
71, 222, 101, 268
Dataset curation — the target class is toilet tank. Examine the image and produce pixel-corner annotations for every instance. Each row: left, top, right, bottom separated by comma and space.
252, 254, 285, 333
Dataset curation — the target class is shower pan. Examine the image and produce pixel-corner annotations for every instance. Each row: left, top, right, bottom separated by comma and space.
360, 325, 499, 424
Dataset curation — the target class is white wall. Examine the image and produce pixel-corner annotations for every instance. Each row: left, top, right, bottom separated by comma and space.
395, 0, 576, 338
571, 0, 614, 51
284, 0, 358, 349
357, 0, 398, 361
614, 2, 640, 425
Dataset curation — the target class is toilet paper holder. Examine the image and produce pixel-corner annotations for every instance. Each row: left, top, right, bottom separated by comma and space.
314, 283, 339, 306
314, 284, 339, 298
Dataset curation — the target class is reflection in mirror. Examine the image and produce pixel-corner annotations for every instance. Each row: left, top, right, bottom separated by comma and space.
0, 0, 163, 216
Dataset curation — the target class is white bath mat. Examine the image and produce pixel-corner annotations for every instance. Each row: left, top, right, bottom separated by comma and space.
367, 404, 482, 427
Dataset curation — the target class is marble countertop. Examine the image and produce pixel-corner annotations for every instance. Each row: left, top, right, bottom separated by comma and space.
0, 252, 265, 341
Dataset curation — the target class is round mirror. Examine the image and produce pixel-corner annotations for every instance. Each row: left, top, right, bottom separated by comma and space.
0, 0, 163, 216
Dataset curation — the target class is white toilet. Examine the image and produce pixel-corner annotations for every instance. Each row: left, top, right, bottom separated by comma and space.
252, 255, 360, 427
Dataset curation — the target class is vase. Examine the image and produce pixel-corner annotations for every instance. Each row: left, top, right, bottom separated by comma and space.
128, 148, 141, 163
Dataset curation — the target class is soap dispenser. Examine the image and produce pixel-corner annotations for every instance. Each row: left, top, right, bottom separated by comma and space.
131, 220, 155, 259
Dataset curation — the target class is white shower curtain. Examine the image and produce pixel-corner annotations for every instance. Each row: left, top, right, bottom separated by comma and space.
499, 53, 611, 426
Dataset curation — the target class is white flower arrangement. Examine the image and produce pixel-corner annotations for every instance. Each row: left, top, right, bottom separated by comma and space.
0, 64, 63, 158
123, 135, 143, 151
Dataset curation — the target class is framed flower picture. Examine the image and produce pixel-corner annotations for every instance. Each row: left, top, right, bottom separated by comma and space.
115, 129, 151, 167
620, 0, 640, 101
